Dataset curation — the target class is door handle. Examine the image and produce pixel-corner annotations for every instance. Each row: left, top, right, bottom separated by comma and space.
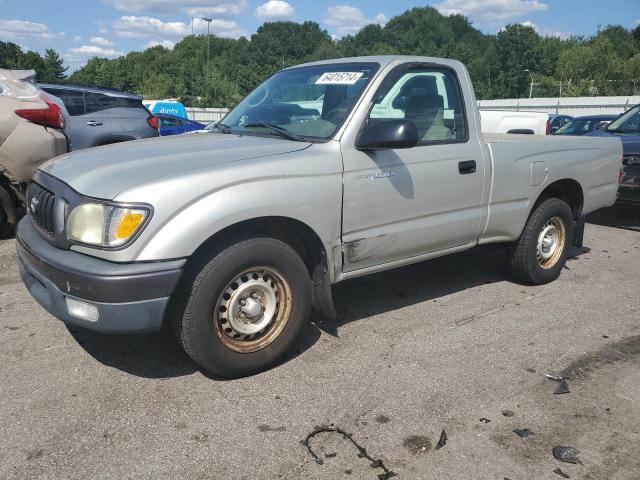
458, 160, 476, 175
86, 120, 103, 126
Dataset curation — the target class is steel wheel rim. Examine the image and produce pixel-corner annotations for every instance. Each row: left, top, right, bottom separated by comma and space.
214, 266, 292, 353
536, 216, 566, 269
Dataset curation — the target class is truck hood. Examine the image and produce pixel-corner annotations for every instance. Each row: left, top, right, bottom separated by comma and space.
587, 129, 640, 155
40, 133, 311, 199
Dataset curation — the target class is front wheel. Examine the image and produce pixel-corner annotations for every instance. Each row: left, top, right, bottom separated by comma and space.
174, 236, 311, 378
507, 198, 574, 285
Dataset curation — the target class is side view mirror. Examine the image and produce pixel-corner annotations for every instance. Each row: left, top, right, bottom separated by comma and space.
356, 119, 418, 150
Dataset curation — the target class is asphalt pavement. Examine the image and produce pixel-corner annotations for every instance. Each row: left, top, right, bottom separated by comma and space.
1, 207, 639, 479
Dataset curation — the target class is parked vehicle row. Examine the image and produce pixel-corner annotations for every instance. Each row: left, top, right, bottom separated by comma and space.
38, 83, 159, 150
553, 114, 616, 136
0, 69, 69, 236
15, 56, 622, 377
0, 74, 163, 236
479, 111, 573, 135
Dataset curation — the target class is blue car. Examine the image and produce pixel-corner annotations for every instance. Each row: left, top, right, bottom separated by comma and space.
553, 114, 618, 136
156, 114, 205, 136
588, 105, 640, 206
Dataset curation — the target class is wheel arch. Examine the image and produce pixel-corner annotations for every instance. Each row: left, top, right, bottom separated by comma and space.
533, 178, 584, 220
184, 216, 336, 318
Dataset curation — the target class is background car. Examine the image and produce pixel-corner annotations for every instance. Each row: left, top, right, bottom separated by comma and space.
156, 114, 205, 136
588, 104, 640, 207
38, 83, 158, 150
548, 114, 573, 133
553, 114, 618, 136
479, 110, 549, 134
0, 70, 68, 236
143, 100, 188, 118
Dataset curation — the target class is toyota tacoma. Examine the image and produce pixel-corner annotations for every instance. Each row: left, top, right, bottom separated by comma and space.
16, 56, 622, 377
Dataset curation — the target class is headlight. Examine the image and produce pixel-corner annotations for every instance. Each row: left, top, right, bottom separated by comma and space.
66, 203, 150, 247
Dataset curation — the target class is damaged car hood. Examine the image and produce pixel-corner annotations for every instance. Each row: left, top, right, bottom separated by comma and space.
40, 133, 311, 199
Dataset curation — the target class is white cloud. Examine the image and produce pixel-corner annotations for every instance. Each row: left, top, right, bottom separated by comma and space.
111, 15, 245, 39
324, 5, 387, 38
112, 16, 188, 38
0, 19, 63, 41
186, 3, 247, 17
194, 18, 246, 37
256, 1, 295, 21
145, 39, 176, 49
73, 35, 83, 42
517, 20, 571, 39
65, 44, 125, 66
434, 0, 548, 25
89, 36, 115, 47
103, 0, 247, 18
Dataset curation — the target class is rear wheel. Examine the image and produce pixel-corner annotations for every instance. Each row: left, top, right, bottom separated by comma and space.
174, 236, 311, 378
508, 198, 574, 285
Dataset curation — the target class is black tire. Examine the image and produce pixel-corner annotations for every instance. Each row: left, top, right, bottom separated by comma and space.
0, 184, 16, 239
174, 236, 311, 378
508, 198, 574, 285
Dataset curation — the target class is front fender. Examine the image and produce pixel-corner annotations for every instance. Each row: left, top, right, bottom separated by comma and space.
110, 142, 344, 278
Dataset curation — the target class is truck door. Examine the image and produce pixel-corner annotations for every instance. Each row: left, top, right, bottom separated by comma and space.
341, 64, 486, 272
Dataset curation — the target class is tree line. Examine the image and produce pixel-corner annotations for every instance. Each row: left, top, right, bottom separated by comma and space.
0, 42, 67, 82
1, 6, 639, 107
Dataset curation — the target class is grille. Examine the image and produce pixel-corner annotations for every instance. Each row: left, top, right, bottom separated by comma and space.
28, 182, 56, 234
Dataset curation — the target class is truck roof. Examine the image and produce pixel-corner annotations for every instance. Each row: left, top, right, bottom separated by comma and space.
287, 55, 465, 71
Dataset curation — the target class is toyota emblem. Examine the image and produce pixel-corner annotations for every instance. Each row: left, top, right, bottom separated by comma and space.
30, 196, 39, 213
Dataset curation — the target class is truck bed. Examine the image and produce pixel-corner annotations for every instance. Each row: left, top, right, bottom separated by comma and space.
479, 133, 622, 244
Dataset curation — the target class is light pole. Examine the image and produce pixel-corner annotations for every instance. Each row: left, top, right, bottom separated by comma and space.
201, 17, 212, 76
523, 69, 534, 98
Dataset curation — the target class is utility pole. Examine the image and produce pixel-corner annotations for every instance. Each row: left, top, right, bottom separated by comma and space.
523, 69, 534, 98
201, 17, 212, 76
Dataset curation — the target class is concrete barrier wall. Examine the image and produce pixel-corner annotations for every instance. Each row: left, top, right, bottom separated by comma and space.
185, 107, 229, 123
477, 96, 640, 117
188, 96, 640, 122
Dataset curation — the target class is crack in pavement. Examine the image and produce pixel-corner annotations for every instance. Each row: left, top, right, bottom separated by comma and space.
302, 425, 397, 479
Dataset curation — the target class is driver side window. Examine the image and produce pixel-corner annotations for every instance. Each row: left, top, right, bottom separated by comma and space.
369, 68, 467, 144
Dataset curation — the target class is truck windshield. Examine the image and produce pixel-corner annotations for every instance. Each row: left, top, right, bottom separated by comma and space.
220, 62, 379, 142
606, 105, 640, 134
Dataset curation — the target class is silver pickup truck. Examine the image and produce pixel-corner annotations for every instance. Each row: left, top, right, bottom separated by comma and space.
16, 56, 622, 377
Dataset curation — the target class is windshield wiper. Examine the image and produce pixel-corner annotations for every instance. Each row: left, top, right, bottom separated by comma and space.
242, 122, 306, 142
210, 122, 233, 133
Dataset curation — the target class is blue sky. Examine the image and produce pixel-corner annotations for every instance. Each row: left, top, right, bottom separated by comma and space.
1, 0, 639, 70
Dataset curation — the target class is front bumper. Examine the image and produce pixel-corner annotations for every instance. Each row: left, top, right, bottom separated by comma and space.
16, 218, 186, 333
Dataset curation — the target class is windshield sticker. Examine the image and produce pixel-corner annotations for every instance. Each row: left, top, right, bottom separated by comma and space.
315, 72, 364, 85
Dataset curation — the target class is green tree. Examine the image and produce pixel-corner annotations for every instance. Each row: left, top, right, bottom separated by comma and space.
496, 24, 542, 98
40, 49, 67, 81
63, 6, 640, 104
195, 69, 242, 108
